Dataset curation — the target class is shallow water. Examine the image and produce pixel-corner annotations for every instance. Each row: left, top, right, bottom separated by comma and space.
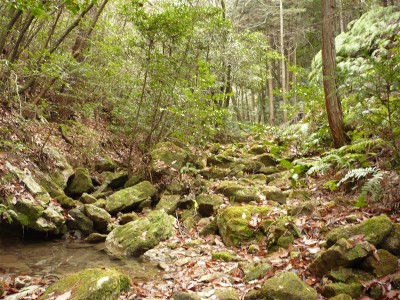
0, 233, 161, 281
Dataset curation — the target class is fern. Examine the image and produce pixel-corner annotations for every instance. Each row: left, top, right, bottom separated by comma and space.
360, 172, 383, 202
307, 160, 332, 175
336, 138, 389, 155
338, 167, 379, 186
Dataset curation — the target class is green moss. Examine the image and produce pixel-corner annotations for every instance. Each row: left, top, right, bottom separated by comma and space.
211, 251, 241, 262
326, 215, 393, 247
105, 181, 156, 214
64, 168, 94, 198
241, 261, 272, 282
322, 282, 363, 299
361, 249, 398, 277
105, 210, 175, 258
43, 268, 130, 300
328, 267, 374, 283
151, 142, 189, 173
217, 205, 269, 246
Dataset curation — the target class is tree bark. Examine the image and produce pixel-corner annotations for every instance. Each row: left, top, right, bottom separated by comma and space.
0, 8, 23, 56
322, 0, 346, 148
279, 0, 287, 123
268, 62, 274, 126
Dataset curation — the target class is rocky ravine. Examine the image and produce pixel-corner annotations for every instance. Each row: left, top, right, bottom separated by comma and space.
1, 139, 400, 300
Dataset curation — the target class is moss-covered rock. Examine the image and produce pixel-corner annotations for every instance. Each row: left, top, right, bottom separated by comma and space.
244, 272, 317, 300
123, 174, 143, 188
67, 208, 94, 234
217, 205, 269, 246
261, 216, 301, 250
211, 251, 241, 262
215, 288, 239, 300
287, 201, 316, 216
107, 171, 129, 190
328, 267, 374, 283
328, 294, 353, 300
6, 195, 65, 235
326, 215, 393, 247
309, 238, 374, 276
118, 212, 138, 225
380, 223, 400, 255
241, 260, 272, 282
262, 186, 286, 204
289, 189, 312, 201
95, 155, 118, 172
43, 268, 130, 300
85, 233, 108, 243
55, 194, 77, 208
105, 181, 156, 214
361, 249, 398, 277
259, 166, 282, 175
166, 180, 189, 195
200, 167, 231, 179
172, 291, 201, 300
79, 192, 97, 204
322, 282, 363, 299
105, 210, 175, 258
196, 194, 224, 217
231, 158, 264, 173
252, 154, 277, 167
84, 204, 112, 232
151, 142, 189, 174
199, 217, 219, 236
215, 181, 260, 203
64, 168, 94, 198
155, 194, 181, 214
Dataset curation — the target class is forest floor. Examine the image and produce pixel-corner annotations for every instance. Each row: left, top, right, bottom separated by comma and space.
1, 107, 400, 300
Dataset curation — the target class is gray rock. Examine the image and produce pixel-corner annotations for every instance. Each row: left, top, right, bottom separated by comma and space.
85, 204, 112, 232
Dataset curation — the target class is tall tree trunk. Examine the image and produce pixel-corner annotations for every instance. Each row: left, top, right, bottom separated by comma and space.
279, 0, 287, 123
268, 62, 274, 126
0, 8, 23, 56
322, 0, 346, 148
338, 0, 344, 33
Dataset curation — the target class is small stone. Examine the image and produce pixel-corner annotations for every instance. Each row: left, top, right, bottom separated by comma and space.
79, 193, 97, 204
215, 288, 239, 300
172, 291, 201, 300
85, 233, 107, 243
211, 251, 241, 262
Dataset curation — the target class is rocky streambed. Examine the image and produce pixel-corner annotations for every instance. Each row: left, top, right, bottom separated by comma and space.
1, 138, 400, 299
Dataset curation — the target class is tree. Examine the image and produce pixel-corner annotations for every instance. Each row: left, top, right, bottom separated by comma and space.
321, 0, 346, 147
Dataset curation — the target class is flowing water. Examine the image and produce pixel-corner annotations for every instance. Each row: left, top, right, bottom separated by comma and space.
0, 230, 161, 281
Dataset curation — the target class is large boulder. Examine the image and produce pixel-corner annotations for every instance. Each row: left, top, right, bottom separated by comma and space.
105, 181, 156, 214
309, 238, 374, 276
322, 282, 363, 299
43, 268, 130, 300
150, 142, 189, 174
84, 204, 112, 232
105, 210, 175, 258
326, 215, 393, 247
262, 186, 286, 204
64, 168, 94, 198
217, 205, 269, 246
244, 272, 317, 300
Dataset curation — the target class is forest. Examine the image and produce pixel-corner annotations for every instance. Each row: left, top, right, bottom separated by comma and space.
0, 0, 399, 299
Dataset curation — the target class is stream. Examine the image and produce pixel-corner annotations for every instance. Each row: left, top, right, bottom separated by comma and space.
0, 230, 161, 281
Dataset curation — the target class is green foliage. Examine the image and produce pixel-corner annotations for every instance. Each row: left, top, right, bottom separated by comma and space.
0, 204, 16, 224
279, 159, 308, 188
